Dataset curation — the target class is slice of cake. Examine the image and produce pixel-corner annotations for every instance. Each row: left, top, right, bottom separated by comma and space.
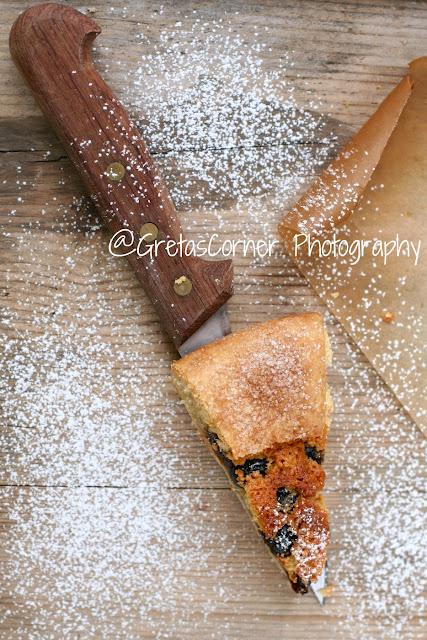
171, 312, 332, 594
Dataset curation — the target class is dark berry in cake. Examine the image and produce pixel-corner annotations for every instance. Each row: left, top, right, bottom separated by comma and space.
207, 431, 219, 445
207, 431, 238, 483
266, 524, 297, 557
276, 487, 298, 512
239, 458, 268, 477
291, 575, 309, 594
217, 451, 238, 483
304, 444, 324, 465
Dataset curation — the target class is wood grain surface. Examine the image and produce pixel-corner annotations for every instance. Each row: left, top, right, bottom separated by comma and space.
1, 2, 426, 639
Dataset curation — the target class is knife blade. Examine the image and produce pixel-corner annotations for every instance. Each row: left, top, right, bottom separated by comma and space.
178, 304, 231, 356
310, 566, 327, 605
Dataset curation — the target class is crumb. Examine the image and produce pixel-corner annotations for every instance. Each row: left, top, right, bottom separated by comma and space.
382, 311, 395, 323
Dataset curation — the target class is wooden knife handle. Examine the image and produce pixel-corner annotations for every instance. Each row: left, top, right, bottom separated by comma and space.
9, 3, 233, 348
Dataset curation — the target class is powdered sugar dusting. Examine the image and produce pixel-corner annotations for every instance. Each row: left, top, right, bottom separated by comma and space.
1, 5, 425, 640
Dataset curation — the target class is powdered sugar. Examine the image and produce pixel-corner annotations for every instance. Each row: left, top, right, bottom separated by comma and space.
1, 5, 425, 640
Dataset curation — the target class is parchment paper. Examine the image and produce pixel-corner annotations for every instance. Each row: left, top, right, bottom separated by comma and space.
280, 59, 427, 435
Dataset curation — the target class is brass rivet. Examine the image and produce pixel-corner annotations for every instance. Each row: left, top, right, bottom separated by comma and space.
105, 161, 125, 181
140, 222, 159, 243
174, 275, 192, 296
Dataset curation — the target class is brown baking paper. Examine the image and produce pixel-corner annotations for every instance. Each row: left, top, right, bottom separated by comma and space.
280, 59, 427, 435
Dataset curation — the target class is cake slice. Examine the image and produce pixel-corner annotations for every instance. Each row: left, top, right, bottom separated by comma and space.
171, 312, 332, 594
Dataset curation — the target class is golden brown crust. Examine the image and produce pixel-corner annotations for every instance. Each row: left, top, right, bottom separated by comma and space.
171, 312, 329, 459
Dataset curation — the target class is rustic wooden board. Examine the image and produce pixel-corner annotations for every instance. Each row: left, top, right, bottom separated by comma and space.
0, 1, 425, 639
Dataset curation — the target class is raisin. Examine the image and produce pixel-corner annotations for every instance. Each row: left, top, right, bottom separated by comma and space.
218, 454, 237, 483
276, 487, 298, 512
238, 458, 268, 477
207, 431, 218, 445
291, 575, 309, 594
304, 444, 324, 465
207, 431, 238, 483
265, 524, 297, 557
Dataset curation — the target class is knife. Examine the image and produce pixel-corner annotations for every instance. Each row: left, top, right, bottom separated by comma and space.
9, 2, 233, 355
9, 2, 325, 603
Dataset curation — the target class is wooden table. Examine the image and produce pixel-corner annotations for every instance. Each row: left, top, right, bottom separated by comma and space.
1, 2, 425, 639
